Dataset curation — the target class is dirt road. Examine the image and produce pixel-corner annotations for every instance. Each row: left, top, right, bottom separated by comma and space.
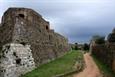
73, 53, 102, 77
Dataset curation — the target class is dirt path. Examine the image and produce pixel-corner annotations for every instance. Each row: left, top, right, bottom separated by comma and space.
73, 53, 102, 77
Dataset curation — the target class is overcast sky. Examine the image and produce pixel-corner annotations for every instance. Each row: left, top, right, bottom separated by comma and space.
0, 0, 115, 43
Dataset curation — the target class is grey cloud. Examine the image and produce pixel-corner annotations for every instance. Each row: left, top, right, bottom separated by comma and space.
0, 0, 115, 43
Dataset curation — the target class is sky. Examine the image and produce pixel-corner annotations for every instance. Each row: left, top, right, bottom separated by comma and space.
0, 0, 115, 43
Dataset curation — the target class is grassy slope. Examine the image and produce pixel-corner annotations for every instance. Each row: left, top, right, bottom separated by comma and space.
21, 50, 83, 77
92, 55, 115, 77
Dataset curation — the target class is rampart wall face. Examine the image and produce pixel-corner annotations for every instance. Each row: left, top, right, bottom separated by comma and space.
91, 44, 113, 64
91, 43, 115, 72
0, 8, 70, 77
91, 28, 115, 73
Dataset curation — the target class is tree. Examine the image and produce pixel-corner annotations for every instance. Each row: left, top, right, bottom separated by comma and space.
91, 35, 105, 44
83, 43, 89, 50
74, 42, 78, 50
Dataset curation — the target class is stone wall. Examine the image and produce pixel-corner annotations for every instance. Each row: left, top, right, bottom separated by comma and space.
0, 43, 35, 77
90, 28, 115, 73
91, 43, 115, 72
0, 8, 70, 77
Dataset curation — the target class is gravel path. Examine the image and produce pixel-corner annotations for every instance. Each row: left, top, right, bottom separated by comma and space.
73, 53, 103, 77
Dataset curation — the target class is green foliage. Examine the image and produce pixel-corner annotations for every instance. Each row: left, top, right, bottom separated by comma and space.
74, 43, 78, 50
91, 35, 105, 44
21, 50, 83, 77
83, 43, 89, 50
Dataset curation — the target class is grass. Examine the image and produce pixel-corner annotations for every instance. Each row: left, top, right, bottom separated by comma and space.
21, 50, 83, 77
92, 54, 115, 77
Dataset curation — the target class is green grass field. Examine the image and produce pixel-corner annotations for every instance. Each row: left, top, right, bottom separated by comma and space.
92, 55, 115, 77
21, 50, 83, 77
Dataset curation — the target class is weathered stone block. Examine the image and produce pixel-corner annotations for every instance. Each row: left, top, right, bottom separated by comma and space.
0, 43, 35, 77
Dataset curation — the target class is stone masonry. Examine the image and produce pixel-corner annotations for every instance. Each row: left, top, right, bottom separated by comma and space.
0, 8, 70, 77
0, 44, 35, 77
90, 28, 115, 73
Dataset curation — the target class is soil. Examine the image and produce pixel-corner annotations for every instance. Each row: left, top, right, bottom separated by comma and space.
73, 53, 103, 77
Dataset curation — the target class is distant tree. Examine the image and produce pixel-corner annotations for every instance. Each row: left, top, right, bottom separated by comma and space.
74, 42, 78, 50
83, 43, 89, 50
91, 35, 105, 44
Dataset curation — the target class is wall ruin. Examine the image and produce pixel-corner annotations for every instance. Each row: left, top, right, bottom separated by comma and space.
90, 28, 115, 73
0, 8, 70, 77
0, 44, 35, 77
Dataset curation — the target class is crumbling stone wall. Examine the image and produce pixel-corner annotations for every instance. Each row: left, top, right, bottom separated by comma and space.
90, 28, 115, 73
0, 43, 35, 77
91, 43, 115, 72
0, 8, 70, 77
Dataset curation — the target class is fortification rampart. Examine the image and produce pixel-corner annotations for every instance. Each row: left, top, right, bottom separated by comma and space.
91, 29, 115, 73
0, 8, 70, 77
